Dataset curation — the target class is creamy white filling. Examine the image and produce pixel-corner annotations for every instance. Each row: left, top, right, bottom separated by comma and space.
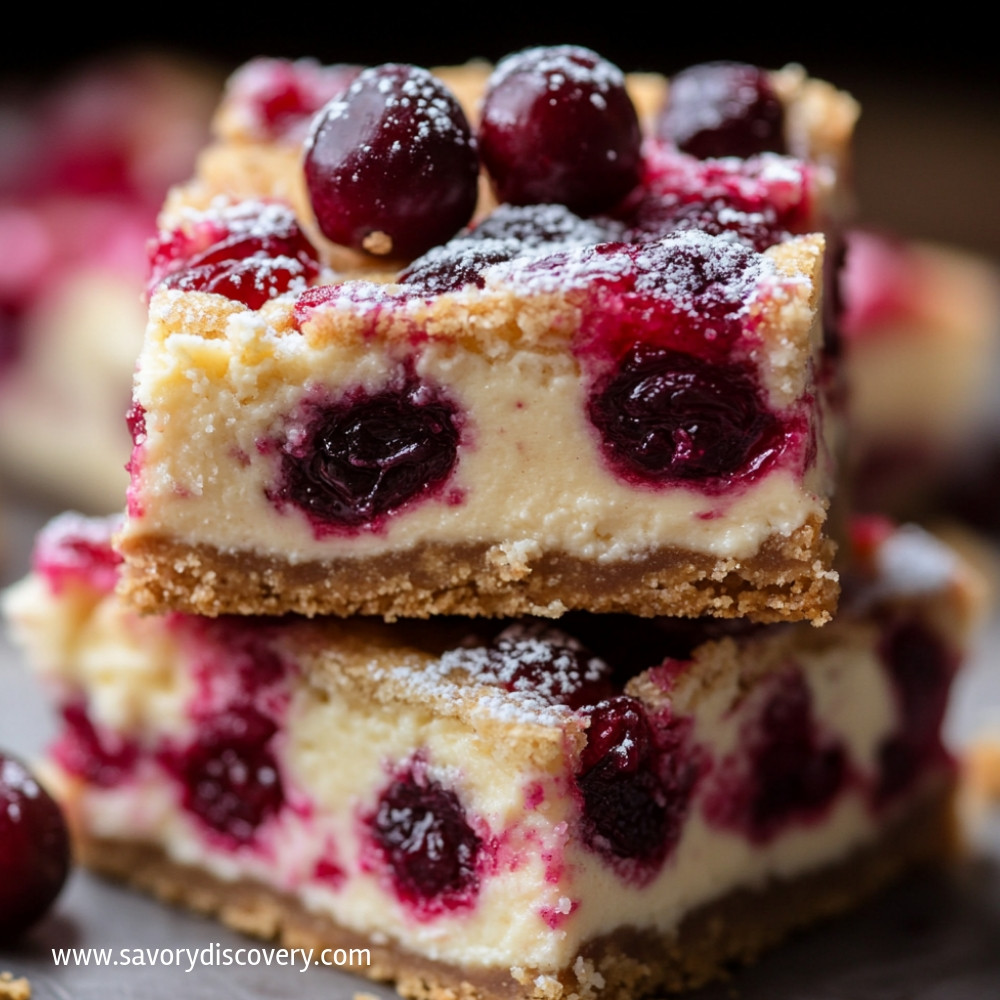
124, 306, 829, 565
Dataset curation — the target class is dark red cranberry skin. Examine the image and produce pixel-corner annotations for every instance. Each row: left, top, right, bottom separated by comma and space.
556, 235, 763, 364
33, 516, 123, 596
704, 670, 846, 844
398, 239, 519, 295
305, 64, 479, 258
273, 379, 461, 534
162, 706, 284, 846
657, 63, 786, 159
368, 763, 483, 916
53, 703, 138, 788
0, 752, 71, 941
445, 625, 617, 709
587, 345, 784, 490
148, 207, 320, 309
576, 696, 698, 884
614, 144, 813, 252
479, 46, 641, 215
399, 203, 623, 295
875, 620, 955, 804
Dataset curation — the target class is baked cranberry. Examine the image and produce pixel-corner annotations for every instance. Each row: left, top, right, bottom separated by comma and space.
576, 696, 697, 882
369, 762, 483, 915
469, 202, 622, 248
619, 143, 812, 251
399, 203, 623, 295
588, 345, 783, 489
126, 399, 146, 446
875, 621, 955, 803
479, 46, 641, 214
442, 624, 616, 709
567, 234, 762, 358
657, 62, 786, 159
0, 752, 71, 941
225, 58, 360, 141
620, 191, 787, 251
52, 703, 137, 788
148, 203, 320, 309
164, 706, 283, 846
704, 670, 846, 843
32, 513, 123, 596
273, 378, 460, 534
305, 64, 478, 258
399, 239, 519, 294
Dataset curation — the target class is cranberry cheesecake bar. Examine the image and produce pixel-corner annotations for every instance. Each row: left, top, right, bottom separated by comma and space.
5, 513, 980, 999
117, 51, 858, 624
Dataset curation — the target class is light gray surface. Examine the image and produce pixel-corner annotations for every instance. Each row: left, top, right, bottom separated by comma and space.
1, 498, 999, 999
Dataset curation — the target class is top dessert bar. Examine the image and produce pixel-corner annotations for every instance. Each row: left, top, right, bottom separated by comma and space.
116, 53, 858, 624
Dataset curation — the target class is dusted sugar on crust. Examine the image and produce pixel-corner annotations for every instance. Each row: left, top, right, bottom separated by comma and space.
5, 516, 977, 999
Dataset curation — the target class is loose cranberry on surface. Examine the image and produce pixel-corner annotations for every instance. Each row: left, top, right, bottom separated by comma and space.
272, 379, 461, 535
587, 345, 784, 490
305, 64, 479, 259
657, 62, 786, 160
368, 762, 484, 917
0, 752, 71, 941
479, 46, 641, 214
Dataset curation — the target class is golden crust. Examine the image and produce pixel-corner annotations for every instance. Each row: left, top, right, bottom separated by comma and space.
116, 514, 838, 625
74, 780, 954, 1000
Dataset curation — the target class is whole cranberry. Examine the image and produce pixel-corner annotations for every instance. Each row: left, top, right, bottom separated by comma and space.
305, 64, 479, 258
0, 752, 71, 940
479, 46, 641, 214
657, 62, 786, 159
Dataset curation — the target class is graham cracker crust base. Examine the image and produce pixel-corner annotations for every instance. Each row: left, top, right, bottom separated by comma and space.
116, 515, 837, 624
75, 782, 952, 1000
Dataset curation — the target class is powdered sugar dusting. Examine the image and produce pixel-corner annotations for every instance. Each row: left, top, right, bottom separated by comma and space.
497, 230, 766, 320
308, 64, 473, 157
875, 524, 959, 597
371, 623, 613, 726
488, 46, 625, 102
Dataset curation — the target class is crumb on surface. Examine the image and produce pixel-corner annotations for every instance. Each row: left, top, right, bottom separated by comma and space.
0, 972, 31, 1000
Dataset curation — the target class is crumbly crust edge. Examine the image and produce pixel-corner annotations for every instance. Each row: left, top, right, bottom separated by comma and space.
116, 514, 838, 624
75, 780, 954, 1000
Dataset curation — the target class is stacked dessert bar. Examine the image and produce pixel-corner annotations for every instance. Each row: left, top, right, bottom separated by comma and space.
4, 51, 986, 999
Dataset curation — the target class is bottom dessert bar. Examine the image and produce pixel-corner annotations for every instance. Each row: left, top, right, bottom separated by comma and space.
76, 788, 952, 1000
4, 515, 982, 1000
